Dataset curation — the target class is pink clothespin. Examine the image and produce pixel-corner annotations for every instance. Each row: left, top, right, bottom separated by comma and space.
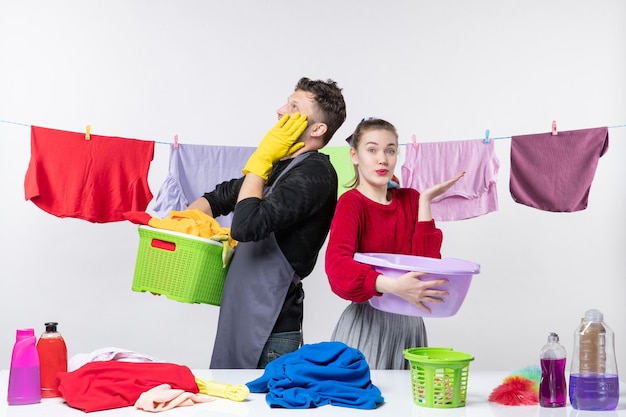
411, 134, 418, 148
85, 125, 91, 141
551, 120, 558, 136
173, 134, 179, 150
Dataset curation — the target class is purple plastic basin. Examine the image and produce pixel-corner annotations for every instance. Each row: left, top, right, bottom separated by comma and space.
354, 253, 480, 318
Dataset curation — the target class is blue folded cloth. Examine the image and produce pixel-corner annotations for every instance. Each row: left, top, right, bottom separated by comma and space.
246, 341, 384, 409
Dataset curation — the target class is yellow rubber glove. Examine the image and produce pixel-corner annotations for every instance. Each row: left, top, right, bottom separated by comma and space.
242, 113, 308, 180
195, 376, 249, 402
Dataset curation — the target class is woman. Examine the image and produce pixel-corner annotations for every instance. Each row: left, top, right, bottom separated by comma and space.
325, 118, 464, 369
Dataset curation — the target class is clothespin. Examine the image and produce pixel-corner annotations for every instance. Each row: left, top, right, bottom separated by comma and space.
484, 129, 490, 144
551, 120, 558, 136
173, 134, 179, 150
411, 134, 418, 148
85, 125, 91, 141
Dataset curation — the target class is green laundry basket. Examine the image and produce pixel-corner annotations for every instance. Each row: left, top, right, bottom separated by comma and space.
132, 226, 228, 305
403, 347, 474, 408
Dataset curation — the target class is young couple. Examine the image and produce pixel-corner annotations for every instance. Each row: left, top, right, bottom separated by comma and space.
189, 77, 462, 370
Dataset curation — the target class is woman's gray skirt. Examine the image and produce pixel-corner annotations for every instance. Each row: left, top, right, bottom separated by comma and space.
331, 301, 427, 370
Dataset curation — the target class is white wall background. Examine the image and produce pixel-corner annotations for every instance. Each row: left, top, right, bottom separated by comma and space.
1, 0, 624, 372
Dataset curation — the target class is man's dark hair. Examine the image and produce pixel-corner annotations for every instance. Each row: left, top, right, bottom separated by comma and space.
295, 77, 347, 145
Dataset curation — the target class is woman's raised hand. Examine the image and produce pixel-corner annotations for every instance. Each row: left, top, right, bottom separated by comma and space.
420, 171, 465, 203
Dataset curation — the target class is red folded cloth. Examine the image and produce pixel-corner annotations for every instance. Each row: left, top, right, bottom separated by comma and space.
57, 361, 198, 412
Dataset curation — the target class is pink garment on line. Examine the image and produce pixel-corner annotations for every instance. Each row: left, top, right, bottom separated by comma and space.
24, 126, 154, 223
509, 126, 609, 212
401, 139, 500, 221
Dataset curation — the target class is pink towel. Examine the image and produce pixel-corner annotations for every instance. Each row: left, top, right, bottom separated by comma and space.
134, 384, 213, 412
401, 139, 500, 221
510, 127, 609, 212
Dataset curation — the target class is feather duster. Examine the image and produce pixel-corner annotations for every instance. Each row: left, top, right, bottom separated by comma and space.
488, 375, 539, 406
510, 365, 541, 391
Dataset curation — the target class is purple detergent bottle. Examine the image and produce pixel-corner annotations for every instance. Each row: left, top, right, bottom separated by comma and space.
539, 332, 567, 407
7, 328, 41, 405
569, 309, 619, 410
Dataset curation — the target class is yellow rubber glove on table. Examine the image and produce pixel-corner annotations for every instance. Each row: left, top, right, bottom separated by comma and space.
195, 376, 249, 402
242, 113, 308, 180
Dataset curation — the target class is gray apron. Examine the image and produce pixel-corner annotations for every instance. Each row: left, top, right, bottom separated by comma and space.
210, 153, 310, 369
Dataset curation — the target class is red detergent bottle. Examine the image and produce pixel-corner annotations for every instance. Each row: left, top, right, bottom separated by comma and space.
36, 322, 68, 398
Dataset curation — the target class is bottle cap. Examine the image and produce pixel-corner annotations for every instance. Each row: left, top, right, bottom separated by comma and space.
16, 328, 35, 339
547, 332, 559, 343
44, 322, 59, 332
584, 309, 603, 322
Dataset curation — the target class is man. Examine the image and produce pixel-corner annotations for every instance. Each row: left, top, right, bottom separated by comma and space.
188, 77, 347, 368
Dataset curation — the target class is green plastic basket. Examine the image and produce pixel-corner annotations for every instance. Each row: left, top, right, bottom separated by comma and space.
403, 348, 474, 408
132, 226, 228, 305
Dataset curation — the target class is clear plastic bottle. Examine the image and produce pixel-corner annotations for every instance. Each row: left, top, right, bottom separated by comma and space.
539, 332, 567, 407
36, 322, 68, 398
7, 328, 41, 405
569, 309, 619, 410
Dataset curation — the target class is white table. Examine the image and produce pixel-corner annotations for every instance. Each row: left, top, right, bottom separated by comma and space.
0, 369, 624, 416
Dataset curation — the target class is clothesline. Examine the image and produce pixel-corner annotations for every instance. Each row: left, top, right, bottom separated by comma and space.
399, 123, 626, 147
1, 118, 625, 147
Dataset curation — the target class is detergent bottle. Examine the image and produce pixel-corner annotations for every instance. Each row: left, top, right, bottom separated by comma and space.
569, 309, 619, 410
539, 332, 567, 407
36, 322, 68, 398
7, 328, 41, 405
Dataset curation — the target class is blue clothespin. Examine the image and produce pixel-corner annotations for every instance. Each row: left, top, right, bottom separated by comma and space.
484, 129, 490, 144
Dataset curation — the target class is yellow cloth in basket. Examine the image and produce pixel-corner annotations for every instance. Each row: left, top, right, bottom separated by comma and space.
147, 209, 237, 267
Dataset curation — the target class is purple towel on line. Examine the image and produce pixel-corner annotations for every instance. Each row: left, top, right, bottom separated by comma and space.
509, 126, 609, 212
153, 143, 255, 225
